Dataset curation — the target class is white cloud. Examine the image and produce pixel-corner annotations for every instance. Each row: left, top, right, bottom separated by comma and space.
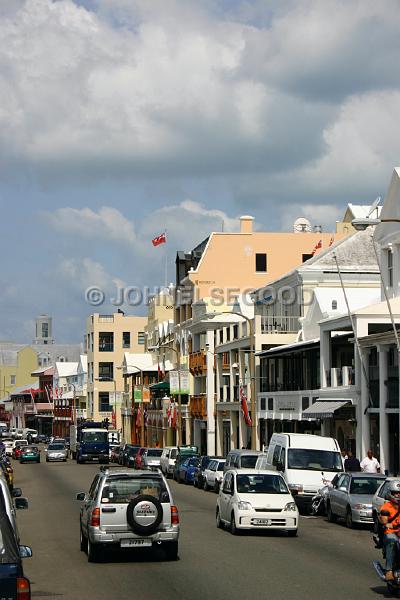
279, 203, 342, 232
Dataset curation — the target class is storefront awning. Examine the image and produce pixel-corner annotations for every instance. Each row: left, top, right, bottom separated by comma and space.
150, 381, 170, 391
302, 400, 350, 419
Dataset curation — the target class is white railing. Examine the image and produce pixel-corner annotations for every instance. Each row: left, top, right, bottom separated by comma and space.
261, 316, 299, 334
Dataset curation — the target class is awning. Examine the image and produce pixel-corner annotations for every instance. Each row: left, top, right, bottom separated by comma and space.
302, 400, 351, 419
150, 381, 170, 391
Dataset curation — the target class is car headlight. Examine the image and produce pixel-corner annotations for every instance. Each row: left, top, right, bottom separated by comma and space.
284, 502, 297, 512
353, 503, 372, 510
237, 501, 252, 511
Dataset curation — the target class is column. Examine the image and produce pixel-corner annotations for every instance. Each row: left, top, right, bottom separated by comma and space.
378, 345, 389, 473
206, 329, 216, 455
320, 329, 331, 388
216, 412, 223, 456
357, 348, 370, 459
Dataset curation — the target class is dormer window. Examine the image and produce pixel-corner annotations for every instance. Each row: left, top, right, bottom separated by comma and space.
332, 300, 337, 310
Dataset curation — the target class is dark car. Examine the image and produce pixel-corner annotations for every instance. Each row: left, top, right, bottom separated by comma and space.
0, 511, 32, 599
110, 446, 121, 463
173, 447, 199, 481
118, 444, 139, 466
37, 434, 49, 444
178, 457, 200, 484
20, 446, 41, 464
0, 456, 14, 490
122, 445, 141, 468
193, 456, 212, 488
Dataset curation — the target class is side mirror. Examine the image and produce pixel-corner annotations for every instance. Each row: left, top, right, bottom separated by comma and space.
19, 545, 32, 558
76, 492, 86, 501
12, 488, 22, 498
15, 497, 29, 510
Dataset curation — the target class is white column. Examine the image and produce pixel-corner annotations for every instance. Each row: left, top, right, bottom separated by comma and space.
378, 345, 389, 474
216, 412, 223, 456
359, 348, 370, 459
320, 329, 331, 388
206, 329, 215, 455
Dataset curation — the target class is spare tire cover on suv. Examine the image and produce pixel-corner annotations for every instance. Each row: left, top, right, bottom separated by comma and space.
126, 495, 163, 536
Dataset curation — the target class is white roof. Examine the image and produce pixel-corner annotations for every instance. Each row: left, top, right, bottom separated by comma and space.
313, 287, 381, 318
123, 353, 174, 374
79, 355, 88, 372
55, 362, 79, 378
347, 203, 382, 219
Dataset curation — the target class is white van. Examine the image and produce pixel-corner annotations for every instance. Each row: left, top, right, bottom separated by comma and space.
23, 428, 38, 441
266, 433, 343, 509
160, 446, 178, 478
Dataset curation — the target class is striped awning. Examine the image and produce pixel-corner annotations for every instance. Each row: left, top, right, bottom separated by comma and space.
302, 400, 350, 419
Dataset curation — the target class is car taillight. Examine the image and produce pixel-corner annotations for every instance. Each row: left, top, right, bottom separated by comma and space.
171, 505, 179, 525
17, 577, 30, 600
90, 507, 100, 527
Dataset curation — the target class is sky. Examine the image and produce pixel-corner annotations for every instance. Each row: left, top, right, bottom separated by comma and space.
1, 0, 400, 343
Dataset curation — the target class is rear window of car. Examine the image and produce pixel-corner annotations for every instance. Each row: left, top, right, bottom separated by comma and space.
240, 455, 258, 469
147, 449, 162, 457
24, 446, 38, 451
102, 477, 169, 504
217, 461, 226, 470
48, 444, 65, 450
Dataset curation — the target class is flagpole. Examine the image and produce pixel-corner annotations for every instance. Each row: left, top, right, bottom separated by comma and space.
164, 230, 167, 288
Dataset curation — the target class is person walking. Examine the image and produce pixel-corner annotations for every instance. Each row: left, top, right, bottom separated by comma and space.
360, 449, 380, 473
344, 450, 361, 472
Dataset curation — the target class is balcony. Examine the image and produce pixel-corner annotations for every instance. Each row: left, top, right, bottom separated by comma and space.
327, 366, 355, 388
189, 351, 207, 375
222, 353, 230, 370
190, 395, 207, 418
261, 315, 299, 334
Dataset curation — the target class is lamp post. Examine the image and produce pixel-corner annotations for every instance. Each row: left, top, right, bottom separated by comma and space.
204, 311, 257, 451
148, 344, 182, 446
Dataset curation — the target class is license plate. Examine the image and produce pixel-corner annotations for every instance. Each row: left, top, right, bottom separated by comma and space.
120, 538, 151, 547
253, 518, 272, 525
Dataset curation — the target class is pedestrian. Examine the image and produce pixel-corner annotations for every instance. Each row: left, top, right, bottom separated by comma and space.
341, 448, 348, 461
344, 450, 361, 472
26, 433, 32, 445
360, 449, 380, 473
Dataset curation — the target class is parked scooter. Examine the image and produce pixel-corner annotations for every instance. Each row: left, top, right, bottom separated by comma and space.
311, 474, 339, 516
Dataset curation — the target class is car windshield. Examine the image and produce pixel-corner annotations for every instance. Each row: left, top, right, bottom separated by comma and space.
287, 449, 343, 471
24, 446, 38, 452
350, 477, 384, 495
147, 449, 162, 457
240, 455, 259, 469
48, 444, 65, 450
102, 477, 169, 504
236, 474, 289, 494
82, 431, 108, 443
217, 461, 226, 471
188, 458, 200, 467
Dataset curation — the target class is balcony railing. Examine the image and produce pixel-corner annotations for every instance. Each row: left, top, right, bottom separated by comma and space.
327, 366, 355, 387
190, 395, 207, 418
189, 351, 207, 375
222, 353, 230, 370
99, 343, 114, 352
261, 315, 299, 334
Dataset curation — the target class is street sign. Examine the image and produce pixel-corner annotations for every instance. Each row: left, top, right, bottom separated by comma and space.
170, 370, 190, 395
133, 388, 142, 403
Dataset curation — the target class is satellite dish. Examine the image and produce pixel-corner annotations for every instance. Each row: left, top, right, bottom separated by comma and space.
367, 196, 381, 218
293, 217, 312, 233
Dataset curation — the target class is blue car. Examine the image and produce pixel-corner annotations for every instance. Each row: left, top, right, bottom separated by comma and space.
0, 511, 32, 599
178, 457, 201, 484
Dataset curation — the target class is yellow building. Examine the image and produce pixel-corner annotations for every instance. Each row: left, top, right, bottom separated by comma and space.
86, 313, 147, 429
0, 346, 39, 400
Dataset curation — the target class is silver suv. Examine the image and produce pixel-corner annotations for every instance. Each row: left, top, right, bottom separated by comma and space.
76, 467, 180, 562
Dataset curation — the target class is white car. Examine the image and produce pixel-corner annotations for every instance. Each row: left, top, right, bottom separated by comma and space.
216, 469, 299, 536
203, 459, 226, 492
3, 438, 14, 456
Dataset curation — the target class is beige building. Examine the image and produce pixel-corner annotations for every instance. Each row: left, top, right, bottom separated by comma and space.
335, 203, 382, 235
86, 313, 147, 429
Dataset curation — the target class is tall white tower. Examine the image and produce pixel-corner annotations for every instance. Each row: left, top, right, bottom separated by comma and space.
33, 315, 54, 345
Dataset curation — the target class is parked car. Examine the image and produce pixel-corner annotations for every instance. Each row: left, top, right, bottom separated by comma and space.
216, 469, 299, 536
372, 476, 397, 532
160, 446, 178, 478
173, 446, 199, 481
177, 457, 200, 484
12, 440, 28, 460
3, 438, 14, 457
193, 456, 212, 488
0, 456, 14, 490
224, 449, 263, 474
141, 448, 163, 470
19, 446, 41, 464
76, 467, 180, 562
327, 472, 386, 528
45, 442, 68, 462
123, 445, 141, 468
0, 474, 29, 542
204, 459, 226, 492
110, 446, 121, 463
37, 434, 50, 444
0, 511, 32, 600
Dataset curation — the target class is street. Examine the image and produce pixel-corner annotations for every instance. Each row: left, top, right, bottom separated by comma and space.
13, 459, 387, 600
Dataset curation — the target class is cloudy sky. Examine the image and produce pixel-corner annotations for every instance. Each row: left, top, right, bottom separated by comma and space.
1, 0, 399, 343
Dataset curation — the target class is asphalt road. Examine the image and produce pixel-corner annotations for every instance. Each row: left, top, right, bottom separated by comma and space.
12, 457, 388, 600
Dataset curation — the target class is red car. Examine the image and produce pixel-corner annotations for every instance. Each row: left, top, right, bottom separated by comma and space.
134, 447, 147, 469
12, 442, 28, 460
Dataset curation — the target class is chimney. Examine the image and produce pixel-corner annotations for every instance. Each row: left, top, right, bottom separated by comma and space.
240, 215, 254, 234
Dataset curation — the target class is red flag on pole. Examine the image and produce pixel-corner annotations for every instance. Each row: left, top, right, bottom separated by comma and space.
311, 239, 322, 256
329, 236, 334, 247
240, 385, 252, 426
167, 404, 172, 427
158, 363, 162, 382
152, 232, 166, 247
136, 405, 142, 428
172, 404, 177, 429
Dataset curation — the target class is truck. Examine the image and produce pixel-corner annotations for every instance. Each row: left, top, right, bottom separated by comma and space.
70, 421, 109, 464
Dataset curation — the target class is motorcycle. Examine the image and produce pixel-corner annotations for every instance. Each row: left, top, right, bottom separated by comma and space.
311, 474, 336, 516
373, 539, 400, 596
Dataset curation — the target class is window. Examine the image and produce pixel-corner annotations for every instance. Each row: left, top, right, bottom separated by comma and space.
260, 397, 266, 411
268, 397, 274, 411
219, 330, 223, 344
302, 397, 309, 410
98, 392, 111, 412
10, 375, 16, 385
99, 332, 114, 352
42, 322, 49, 338
255, 253, 267, 272
138, 332, 145, 345
226, 327, 230, 342
123, 332, 131, 348
388, 249, 393, 288
99, 362, 113, 381
331, 300, 337, 310
272, 445, 282, 467
233, 324, 239, 339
